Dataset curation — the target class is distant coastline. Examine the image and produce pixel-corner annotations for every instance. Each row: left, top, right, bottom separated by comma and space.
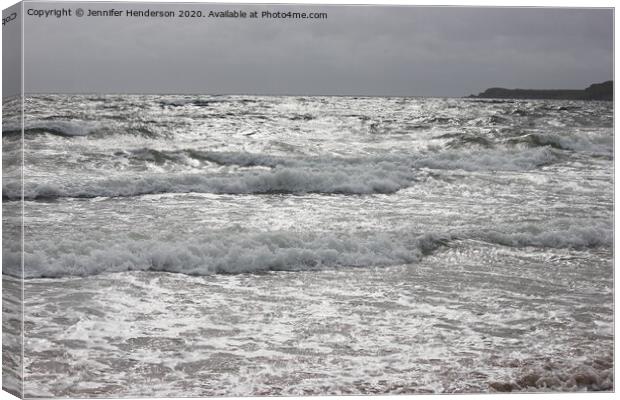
469, 81, 613, 101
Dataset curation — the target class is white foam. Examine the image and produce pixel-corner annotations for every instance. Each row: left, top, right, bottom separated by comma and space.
510, 131, 613, 156
12, 120, 102, 136
8, 231, 449, 278
476, 221, 612, 249
5, 147, 559, 200
6, 163, 412, 200
6, 218, 611, 279
410, 147, 556, 171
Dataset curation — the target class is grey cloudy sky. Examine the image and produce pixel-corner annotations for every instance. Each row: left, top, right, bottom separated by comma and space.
17, 2, 614, 97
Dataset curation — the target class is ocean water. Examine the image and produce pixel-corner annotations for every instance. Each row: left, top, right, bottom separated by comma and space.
1, 94, 613, 396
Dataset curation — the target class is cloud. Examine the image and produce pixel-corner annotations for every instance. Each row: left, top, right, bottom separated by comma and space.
22, 4, 613, 96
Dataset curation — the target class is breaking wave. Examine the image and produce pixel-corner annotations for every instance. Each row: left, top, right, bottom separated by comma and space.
3, 119, 165, 138
505, 131, 613, 156
120, 148, 291, 168
3, 147, 558, 200
4, 219, 610, 279
409, 147, 555, 171
119, 147, 556, 171
4, 231, 450, 279
3, 120, 101, 137
475, 221, 613, 249
4, 163, 415, 200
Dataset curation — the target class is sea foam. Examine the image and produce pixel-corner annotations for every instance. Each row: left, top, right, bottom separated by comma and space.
5, 231, 450, 278
4, 219, 611, 279
3, 147, 558, 200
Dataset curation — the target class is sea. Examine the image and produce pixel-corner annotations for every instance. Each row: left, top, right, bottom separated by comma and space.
1, 94, 614, 396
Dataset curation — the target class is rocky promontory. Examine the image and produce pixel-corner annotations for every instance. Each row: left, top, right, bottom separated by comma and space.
470, 81, 612, 101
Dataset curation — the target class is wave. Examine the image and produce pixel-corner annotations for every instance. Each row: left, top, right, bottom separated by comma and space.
435, 128, 612, 156
504, 132, 613, 156
3, 120, 101, 137
132, 147, 556, 172
3, 147, 559, 200
409, 147, 555, 171
475, 221, 612, 249
3, 119, 165, 138
125, 149, 292, 168
158, 98, 255, 108
4, 162, 415, 200
5, 114, 611, 163
4, 231, 451, 279
3, 219, 610, 279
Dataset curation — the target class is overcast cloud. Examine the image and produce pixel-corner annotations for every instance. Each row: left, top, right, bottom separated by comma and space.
18, 3, 614, 97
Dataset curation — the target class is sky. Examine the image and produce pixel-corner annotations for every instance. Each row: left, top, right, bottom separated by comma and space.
9, 2, 615, 97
